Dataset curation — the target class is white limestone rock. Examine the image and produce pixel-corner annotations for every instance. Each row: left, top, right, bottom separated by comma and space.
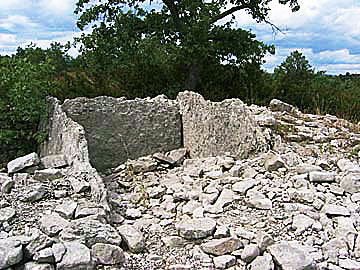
7, 152, 40, 174
176, 217, 216, 240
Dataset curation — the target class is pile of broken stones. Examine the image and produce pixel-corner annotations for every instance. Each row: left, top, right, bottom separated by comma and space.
1, 99, 360, 270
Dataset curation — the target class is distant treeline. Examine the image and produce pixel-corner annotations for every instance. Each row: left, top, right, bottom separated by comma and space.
0, 44, 359, 165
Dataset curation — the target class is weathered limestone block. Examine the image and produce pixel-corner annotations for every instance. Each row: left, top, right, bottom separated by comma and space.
38, 97, 108, 208
61, 95, 182, 172
177, 91, 268, 159
7, 152, 40, 174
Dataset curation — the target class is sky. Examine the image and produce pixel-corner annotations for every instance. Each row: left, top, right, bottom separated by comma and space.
1, 0, 360, 75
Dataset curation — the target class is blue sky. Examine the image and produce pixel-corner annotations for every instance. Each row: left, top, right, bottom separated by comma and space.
1, 0, 360, 75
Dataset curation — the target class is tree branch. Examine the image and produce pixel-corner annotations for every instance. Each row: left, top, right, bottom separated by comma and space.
209, 3, 250, 24
162, 0, 182, 28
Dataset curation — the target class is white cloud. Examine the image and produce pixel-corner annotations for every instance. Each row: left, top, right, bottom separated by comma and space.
0, 15, 40, 31
38, 0, 76, 17
0, 0, 28, 11
0, 33, 16, 44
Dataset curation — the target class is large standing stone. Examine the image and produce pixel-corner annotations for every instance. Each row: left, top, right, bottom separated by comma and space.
7, 152, 40, 173
0, 239, 23, 269
176, 217, 217, 240
56, 242, 95, 270
267, 241, 316, 270
177, 91, 267, 159
38, 97, 113, 208
56, 95, 182, 172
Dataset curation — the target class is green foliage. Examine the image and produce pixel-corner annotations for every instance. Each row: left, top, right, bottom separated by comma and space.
0, 46, 61, 164
271, 50, 360, 122
273, 50, 315, 110
73, 0, 298, 94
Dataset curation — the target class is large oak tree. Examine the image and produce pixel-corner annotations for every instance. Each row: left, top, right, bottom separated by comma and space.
74, 0, 299, 92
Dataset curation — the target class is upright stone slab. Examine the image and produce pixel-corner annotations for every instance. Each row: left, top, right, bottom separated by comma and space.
177, 91, 268, 159
61, 95, 182, 172
38, 97, 107, 207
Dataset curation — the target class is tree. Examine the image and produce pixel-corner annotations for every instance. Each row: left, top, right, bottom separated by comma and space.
74, 0, 299, 94
0, 51, 60, 165
273, 50, 315, 110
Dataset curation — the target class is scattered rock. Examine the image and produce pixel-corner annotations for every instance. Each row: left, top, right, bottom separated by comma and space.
7, 152, 40, 174
56, 242, 95, 270
176, 217, 216, 240
267, 241, 316, 270
117, 224, 145, 253
213, 255, 236, 269
91, 243, 125, 265
0, 239, 23, 269
201, 237, 242, 256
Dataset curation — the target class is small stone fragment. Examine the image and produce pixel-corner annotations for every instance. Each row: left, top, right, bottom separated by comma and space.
248, 252, 274, 270
232, 179, 258, 195
19, 184, 47, 202
340, 173, 360, 194
213, 255, 236, 269
176, 217, 216, 240
7, 152, 40, 173
201, 237, 242, 256
21, 261, 55, 270
323, 204, 350, 217
241, 244, 260, 263
40, 213, 70, 236
339, 258, 360, 270
54, 200, 78, 219
309, 171, 335, 182
33, 247, 55, 263
0, 207, 16, 223
56, 242, 95, 270
117, 224, 145, 253
267, 241, 316, 270
264, 152, 286, 172
0, 239, 23, 269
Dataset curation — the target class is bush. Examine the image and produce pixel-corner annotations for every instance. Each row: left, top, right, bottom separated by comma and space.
0, 55, 59, 165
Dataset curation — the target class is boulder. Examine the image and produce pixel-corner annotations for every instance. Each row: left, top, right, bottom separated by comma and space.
57, 95, 182, 172
177, 91, 268, 160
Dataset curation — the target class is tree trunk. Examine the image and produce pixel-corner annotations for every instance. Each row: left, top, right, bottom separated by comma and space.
184, 61, 200, 90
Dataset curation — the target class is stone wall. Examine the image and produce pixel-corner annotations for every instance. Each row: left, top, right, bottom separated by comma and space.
40, 92, 269, 172
45, 95, 183, 172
